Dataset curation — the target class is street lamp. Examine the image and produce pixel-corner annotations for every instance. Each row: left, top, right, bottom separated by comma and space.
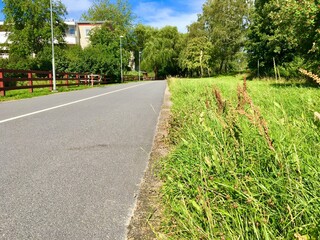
50, 0, 57, 92
120, 35, 124, 83
139, 51, 142, 81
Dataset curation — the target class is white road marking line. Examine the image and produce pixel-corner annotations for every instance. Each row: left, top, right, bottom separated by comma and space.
150, 104, 156, 114
0, 82, 153, 124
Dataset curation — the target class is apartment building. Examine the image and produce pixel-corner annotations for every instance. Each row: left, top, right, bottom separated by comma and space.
76, 21, 104, 49
0, 21, 9, 58
0, 20, 104, 58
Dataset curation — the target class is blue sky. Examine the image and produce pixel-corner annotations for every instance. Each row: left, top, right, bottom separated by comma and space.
0, 0, 206, 32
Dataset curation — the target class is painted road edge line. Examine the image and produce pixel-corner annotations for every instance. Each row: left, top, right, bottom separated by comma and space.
0, 82, 153, 124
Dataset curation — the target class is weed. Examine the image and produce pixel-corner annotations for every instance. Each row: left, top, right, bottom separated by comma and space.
299, 69, 320, 85
160, 76, 320, 239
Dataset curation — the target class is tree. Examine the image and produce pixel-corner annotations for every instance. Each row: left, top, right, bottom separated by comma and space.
141, 26, 182, 78
179, 36, 212, 77
3, 0, 67, 60
201, 0, 249, 74
130, 24, 156, 52
275, 0, 320, 73
81, 0, 135, 34
81, 0, 135, 76
76, 22, 129, 78
246, 0, 320, 77
246, 0, 299, 76
79, 44, 122, 77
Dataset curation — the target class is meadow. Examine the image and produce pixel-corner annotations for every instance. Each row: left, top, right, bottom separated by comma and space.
160, 76, 320, 239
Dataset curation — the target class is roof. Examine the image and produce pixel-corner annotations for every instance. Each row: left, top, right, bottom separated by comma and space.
76, 21, 105, 25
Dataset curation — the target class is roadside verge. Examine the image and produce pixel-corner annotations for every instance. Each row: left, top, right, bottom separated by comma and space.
127, 83, 172, 239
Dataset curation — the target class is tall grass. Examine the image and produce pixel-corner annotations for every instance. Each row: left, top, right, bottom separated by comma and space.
160, 76, 320, 239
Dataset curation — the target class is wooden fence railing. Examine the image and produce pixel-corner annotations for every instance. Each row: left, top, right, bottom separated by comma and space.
123, 75, 165, 81
0, 69, 165, 97
0, 69, 113, 97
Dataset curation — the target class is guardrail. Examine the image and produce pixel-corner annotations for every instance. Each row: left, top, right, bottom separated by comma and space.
0, 69, 113, 96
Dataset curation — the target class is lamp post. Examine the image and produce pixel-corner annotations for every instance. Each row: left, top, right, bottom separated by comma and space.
120, 35, 124, 83
50, 0, 57, 92
139, 51, 141, 81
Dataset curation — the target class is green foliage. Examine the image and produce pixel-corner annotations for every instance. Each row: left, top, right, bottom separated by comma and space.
246, 0, 320, 77
277, 57, 305, 78
141, 26, 182, 78
78, 0, 135, 77
201, 0, 249, 74
179, 36, 212, 77
160, 77, 320, 239
80, 44, 121, 77
277, 0, 320, 63
130, 24, 156, 52
85, 23, 129, 78
3, 0, 67, 58
180, 0, 249, 77
3, 0, 319, 80
62, 45, 86, 73
81, 0, 135, 33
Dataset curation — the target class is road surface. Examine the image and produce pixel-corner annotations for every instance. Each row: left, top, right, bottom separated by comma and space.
0, 81, 166, 239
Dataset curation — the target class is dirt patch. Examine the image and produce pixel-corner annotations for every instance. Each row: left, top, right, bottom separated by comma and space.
127, 84, 172, 240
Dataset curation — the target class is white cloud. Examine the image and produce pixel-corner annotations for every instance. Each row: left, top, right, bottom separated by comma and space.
133, 1, 204, 33
144, 12, 199, 33
61, 0, 92, 17
60, 0, 206, 31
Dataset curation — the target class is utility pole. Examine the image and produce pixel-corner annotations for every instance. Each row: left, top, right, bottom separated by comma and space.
120, 36, 124, 83
139, 51, 141, 81
50, 0, 57, 92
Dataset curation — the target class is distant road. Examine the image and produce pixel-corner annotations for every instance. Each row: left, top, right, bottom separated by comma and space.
0, 81, 166, 239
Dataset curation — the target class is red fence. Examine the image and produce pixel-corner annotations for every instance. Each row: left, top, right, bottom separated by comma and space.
0, 68, 165, 97
123, 75, 165, 81
0, 69, 113, 97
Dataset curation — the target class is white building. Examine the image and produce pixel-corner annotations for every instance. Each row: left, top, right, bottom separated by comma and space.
65, 21, 77, 45
0, 20, 104, 58
0, 21, 9, 58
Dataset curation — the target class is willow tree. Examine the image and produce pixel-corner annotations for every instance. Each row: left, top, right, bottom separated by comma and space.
141, 26, 182, 78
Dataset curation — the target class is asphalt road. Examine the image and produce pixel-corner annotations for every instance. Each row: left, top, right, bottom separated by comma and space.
0, 81, 167, 239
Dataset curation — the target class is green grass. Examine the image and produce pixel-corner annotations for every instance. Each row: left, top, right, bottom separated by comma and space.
160, 76, 320, 239
0, 84, 98, 102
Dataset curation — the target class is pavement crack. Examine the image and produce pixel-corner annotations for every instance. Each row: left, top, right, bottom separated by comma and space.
68, 144, 110, 151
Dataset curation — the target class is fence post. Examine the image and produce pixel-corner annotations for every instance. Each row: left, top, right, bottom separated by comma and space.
28, 72, 33, 93
76, 74, 80, 86
49, 72, 53, 91
91, 74, 94, 87
65, 74, 69, 88
0, 70, 5, 96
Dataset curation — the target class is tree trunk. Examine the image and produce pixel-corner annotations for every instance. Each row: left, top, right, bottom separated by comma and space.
219, 59, 225, 74
154, 66, 158, 80
200, 50, 203, 77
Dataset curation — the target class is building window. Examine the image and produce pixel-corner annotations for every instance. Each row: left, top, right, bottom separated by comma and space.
85, 28, 91, 37
69, 27, 75, 35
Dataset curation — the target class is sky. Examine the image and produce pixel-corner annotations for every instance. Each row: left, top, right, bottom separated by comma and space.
0, 0, 206, 33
